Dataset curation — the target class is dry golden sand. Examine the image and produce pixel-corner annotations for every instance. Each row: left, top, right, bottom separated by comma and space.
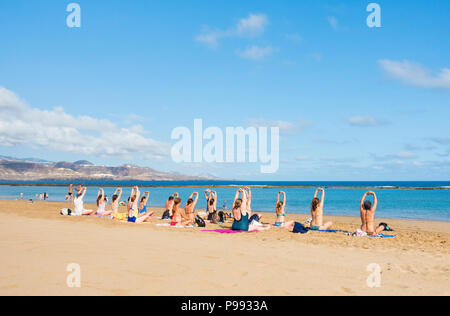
0, 199, 449, 296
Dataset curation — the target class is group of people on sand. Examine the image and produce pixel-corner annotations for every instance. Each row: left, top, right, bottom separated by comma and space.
229, 187, 387, 236
66, 183, 388, 236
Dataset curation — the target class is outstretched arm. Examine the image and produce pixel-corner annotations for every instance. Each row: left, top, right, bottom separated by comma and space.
276, 192, 280, 205
281, 191, 287, 205
360, 192, 369, 210
212, 191, 218, 209
81, 187, 87, 199
192, 192, 199, 208
116, 188, 123, 200
233, 189, 241, 209
313, 188, 320, 199
319, 189, 325, 209
143, 191, 150, 203
368, 191, 378, 211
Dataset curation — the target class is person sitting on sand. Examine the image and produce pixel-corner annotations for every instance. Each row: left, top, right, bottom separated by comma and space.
171, 197, 193, 227
244, 186, 263, 224
231, 189, 271, 232
274, 191, 287, 227
359, 191, 386, 236
309, 188, 333, 231
111, 188, 122, 214
207, 191, 219, 222
185, 192, 199, 224
205, 189, 214, 214
96, 188, 112, 217
127, 186, 152, 223
139, 191, 154, 217
163, 193, 178, 219
73, 187, 95, 216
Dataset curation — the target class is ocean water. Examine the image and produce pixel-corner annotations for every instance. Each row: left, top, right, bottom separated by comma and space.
1, 181, 449, 222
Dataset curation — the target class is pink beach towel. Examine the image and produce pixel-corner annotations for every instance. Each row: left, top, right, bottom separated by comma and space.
202, 229, 257, 234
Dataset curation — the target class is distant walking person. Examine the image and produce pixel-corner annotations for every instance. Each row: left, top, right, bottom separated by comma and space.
68, 184, 74, 203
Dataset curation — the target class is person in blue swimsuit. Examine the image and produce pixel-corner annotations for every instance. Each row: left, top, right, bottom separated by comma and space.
138, 190, 154, 217
274, 191, 293, 227
231, 188, 271, 232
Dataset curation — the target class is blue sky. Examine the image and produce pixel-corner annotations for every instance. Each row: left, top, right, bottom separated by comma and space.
0, 0, 449, 180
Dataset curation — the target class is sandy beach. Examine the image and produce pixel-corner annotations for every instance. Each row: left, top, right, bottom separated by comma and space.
0, 199, 449, 296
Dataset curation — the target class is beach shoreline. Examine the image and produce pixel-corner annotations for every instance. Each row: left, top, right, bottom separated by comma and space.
0, 199, 449, 296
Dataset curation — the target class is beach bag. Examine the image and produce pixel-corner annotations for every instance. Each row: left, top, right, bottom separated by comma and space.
60, 208, 72, 216
161, 210, 171, 220
195, 215, 206, 227
209, 211, 220, 224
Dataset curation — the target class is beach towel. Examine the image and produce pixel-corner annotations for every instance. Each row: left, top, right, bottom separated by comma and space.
202, 229, 257, 234
368, 233, 396, 238
310, 229, 342, 233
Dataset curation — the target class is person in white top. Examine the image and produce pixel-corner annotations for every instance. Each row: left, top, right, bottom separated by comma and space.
73, 187, 95, 216
96, 188, 112, 217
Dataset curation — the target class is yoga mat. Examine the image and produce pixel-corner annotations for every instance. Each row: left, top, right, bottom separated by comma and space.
202, 229, 257, 234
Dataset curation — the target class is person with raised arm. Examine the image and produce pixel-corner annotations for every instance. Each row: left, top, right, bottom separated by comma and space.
171, 197, 193, 227
207, 191, 219, 222
309, 188, 333, 231
162, 192, 178, 219
274, 191, 289, 227
111, 188, 122, 215
231, 189, 271, 232
360, 191, 386, 236
127, 186, 152, 223
96, 188, 112, 217
205, 189, 214, 215
244, 186, 263, 223
73, 187, 95, 216
185, 192, 199, 225
139, 190, 154, 217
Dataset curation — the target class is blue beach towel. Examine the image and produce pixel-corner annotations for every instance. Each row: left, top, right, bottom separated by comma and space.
368, 233, 396, 238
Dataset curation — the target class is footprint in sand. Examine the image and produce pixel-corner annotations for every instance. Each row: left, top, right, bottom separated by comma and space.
340, 287, 355, 295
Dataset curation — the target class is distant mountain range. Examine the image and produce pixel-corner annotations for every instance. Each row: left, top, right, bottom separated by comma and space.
0, 156, 217, 181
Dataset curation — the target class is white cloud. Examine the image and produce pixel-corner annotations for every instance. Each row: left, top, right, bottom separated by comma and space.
295, 155, 311, 161
196, 13, 268, 49
346, 115, 388, 127
247, 118, 311, 135
328, 16, 339, 30
429, 137, 450, 145
0, 87, 170, 158
284, 33, 302, 44
236, 45, 278, 61
237, 13, 268, 37
372, 151, 418, 161
395, 151, 417, 159
379, 59, 450, 91
195, 27, 230, 49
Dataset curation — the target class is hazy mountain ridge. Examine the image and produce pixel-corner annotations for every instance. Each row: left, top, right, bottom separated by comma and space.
0, 157, 216, 181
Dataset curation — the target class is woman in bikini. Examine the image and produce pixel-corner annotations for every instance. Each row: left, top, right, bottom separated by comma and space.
244, 186, 263, 223
184, 192, 199, 225
139, 191, 154, 217
127, 186, 152, 223
274, 191, 289, 227
111, 188, 122, 215
171, 197, 193, 227
96, 188, 112, 217
309, 188, 333, 231
231, 189, 271, 232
